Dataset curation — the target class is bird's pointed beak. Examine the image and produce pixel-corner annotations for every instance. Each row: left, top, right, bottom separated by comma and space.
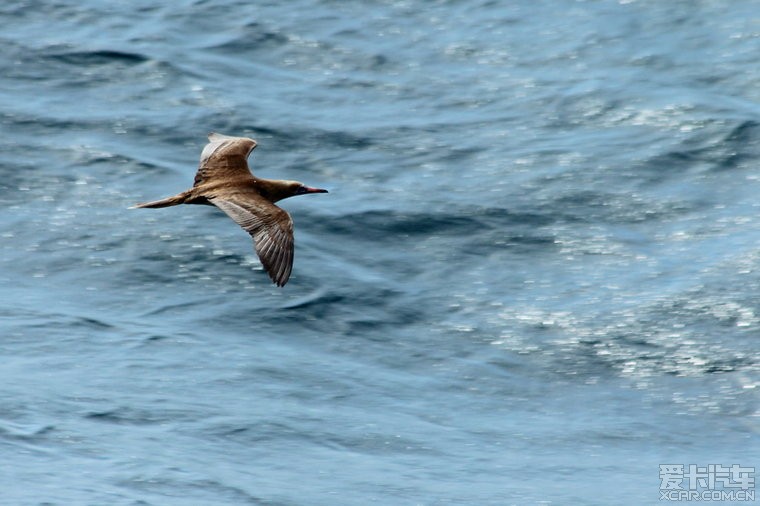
303, 186, 328, 194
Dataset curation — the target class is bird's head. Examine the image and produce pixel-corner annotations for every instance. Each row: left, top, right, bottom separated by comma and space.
259, 179, 328, 202
290, 181, 329, 197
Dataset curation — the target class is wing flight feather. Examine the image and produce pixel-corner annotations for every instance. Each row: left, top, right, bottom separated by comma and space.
210, 194, 294, 286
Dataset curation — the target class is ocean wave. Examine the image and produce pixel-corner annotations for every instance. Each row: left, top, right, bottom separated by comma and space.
44, 49, 151, 66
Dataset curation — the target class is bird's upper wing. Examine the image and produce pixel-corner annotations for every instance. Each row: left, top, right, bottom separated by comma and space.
194, 132, 257, 187
210, 193, 294, 287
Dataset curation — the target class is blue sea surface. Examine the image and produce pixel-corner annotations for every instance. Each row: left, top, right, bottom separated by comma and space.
0, 1, 758, 504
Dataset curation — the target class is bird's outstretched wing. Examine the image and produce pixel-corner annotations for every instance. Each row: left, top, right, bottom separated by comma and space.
194, 132, 257, 187
210, 193, 294, 286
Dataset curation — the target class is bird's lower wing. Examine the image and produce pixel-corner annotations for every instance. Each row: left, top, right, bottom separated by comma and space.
210, 196, 294, 287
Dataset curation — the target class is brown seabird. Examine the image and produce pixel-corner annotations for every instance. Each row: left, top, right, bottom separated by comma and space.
133, 132, 328, 287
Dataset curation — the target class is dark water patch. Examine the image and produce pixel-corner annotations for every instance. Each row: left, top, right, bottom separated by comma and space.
14, 49, 183, 91
136, 248, 247, 273
209, 23, 289, 53
89, 154, 174, 182
328, 430, 440, 456
277, 286, 419, 327
439, 145, 486, 163
23, 314, 114, 332
118, 124, 200, 151
549, 190, 631, 222
0, 160, 44, 197
322, 208, 555, 242
141, 334, 171, 344
640, 119, 759, 177
335, 210, 478, 238
142, 298, 217, 318
646, 146, 742, 173
212, 285, 423, 337
119, 475, 268, 505
85, 406, 189, 426
45, 50, 151, 66
474, 207, 557, 227
77, 316, 114, 330
116, 265, 178, 287
207, 420, 315, 444
315, 128, 374, 150
0, 423, 56, 442
281, 290, 345, 311
715, 118, 760, 170
723, 119, 759, 145
2, 115, 101, 136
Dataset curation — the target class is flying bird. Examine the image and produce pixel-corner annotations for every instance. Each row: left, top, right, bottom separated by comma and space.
133, 132, 328, 287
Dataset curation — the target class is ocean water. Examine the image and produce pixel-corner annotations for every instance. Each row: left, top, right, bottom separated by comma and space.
0, 0, 758, 504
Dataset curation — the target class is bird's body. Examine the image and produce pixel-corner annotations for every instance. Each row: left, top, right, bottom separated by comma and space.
133, 133, 327, 287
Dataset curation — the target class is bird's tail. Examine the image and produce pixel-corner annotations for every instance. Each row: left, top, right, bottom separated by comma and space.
130, 191, 190, 209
